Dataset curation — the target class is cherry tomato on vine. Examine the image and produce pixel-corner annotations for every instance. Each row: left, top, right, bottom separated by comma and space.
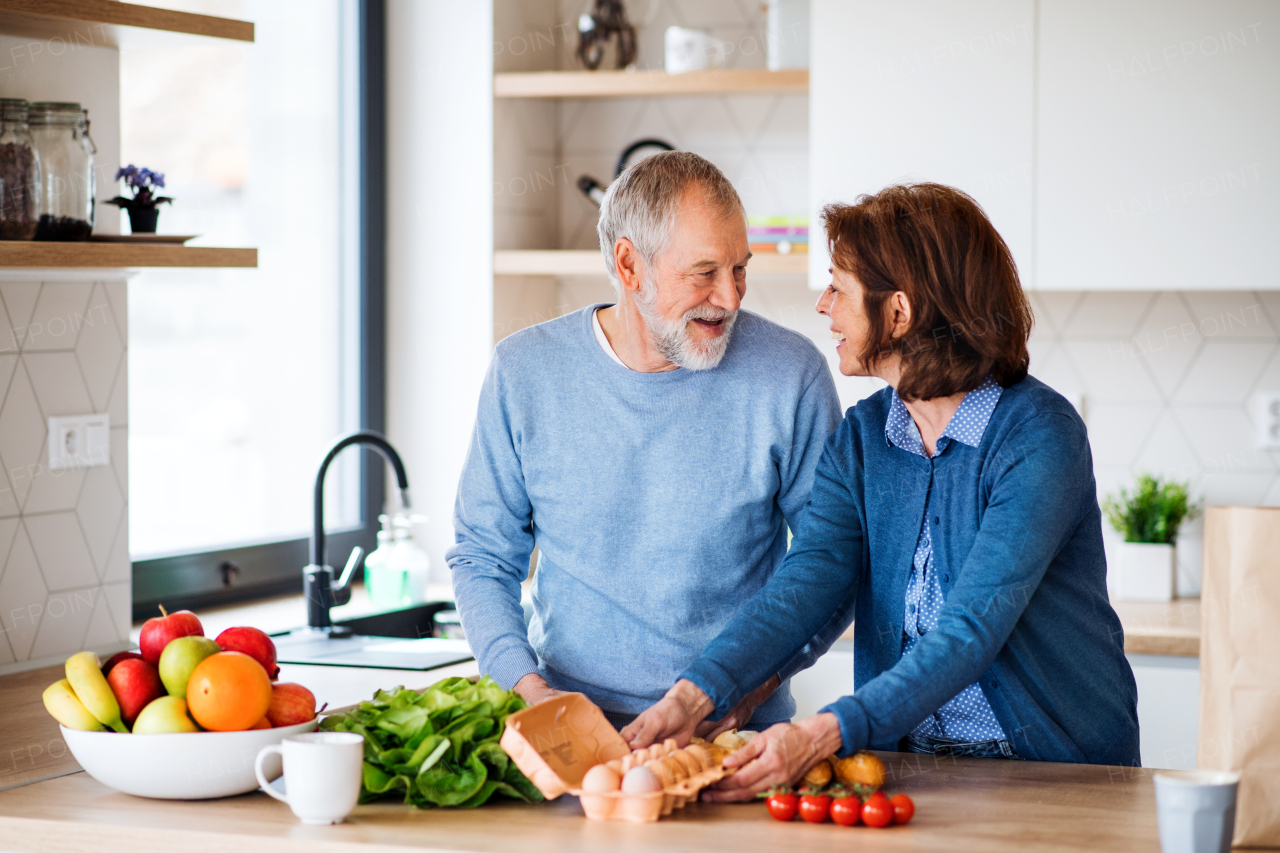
765, 789, 799, 822
890, 793, 915, 824
861, 791, 893, 828
830, 794, 861, 827
798, 792, 832, 824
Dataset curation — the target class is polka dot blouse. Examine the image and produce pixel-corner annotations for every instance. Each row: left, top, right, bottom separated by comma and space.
885, 374, 1007, 743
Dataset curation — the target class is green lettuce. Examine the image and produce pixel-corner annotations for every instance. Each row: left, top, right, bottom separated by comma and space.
320, 676, 544, 809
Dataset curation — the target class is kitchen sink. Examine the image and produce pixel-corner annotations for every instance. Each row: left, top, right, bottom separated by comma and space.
272, 602, 473, 671
333, 601, 454, 639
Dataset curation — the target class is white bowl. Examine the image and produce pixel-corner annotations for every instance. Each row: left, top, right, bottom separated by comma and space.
62, 718, 319, 800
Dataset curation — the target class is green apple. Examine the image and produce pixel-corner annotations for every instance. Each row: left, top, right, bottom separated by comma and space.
132, 696, 199, 733
159, 636, 220, 697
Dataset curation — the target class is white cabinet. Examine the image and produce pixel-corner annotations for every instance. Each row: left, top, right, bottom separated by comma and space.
812, 0, 1280, 291
1036, 0, 1280, 291
810, 0, 1035, 290
1129, 654, 1200, 770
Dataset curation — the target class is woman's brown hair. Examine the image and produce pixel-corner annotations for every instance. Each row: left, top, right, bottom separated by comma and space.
823, 183, 1033, 401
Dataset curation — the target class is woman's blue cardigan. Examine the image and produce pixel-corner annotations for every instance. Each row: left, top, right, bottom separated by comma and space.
683, 376, 1141, 766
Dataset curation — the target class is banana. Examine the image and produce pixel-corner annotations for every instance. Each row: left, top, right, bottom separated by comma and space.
43, 679, 105, 731
65, 651, 128, 733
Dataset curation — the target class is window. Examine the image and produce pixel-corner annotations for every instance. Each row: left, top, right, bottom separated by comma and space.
125, 0, 383, 614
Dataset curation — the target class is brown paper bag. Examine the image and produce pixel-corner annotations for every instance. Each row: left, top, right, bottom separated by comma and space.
1200, 507, 1280, 848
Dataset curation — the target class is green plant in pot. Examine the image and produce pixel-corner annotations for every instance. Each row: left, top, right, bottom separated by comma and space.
1103, 474, 1200, 601
105, 165, 172, 234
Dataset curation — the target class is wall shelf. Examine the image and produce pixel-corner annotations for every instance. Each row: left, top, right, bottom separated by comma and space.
494, 68, 808, 99
0, 0, 254, 42
0, 242, 257, 268
494, 249, 806, 277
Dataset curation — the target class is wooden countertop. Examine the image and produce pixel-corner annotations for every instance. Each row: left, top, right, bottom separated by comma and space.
1110, 598, 1200, 657
0, 664, 82, 792
0, 750, 1160, 852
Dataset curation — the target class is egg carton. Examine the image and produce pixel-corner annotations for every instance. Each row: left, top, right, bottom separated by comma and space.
499, 693, 732, 823
571, 740, 734, 823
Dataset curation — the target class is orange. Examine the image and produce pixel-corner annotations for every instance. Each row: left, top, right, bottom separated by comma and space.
249, 716, 272, 730
186, 651, 272, 732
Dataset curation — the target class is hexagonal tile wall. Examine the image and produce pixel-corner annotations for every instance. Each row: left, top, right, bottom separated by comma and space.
0, 276, 131, 673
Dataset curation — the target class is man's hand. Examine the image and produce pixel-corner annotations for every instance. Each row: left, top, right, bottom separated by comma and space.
701, 712, 844, 802
620, 679, 716, 748
514, 673, 568, 706
695, 674, 781, 741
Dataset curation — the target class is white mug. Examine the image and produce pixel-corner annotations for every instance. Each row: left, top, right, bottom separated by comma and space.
1154, 770, 1240, 853
664, 26, 728, 74
255, 732, 364, 825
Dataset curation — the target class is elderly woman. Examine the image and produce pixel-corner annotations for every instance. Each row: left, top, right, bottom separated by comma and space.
622, 183, 1139, 796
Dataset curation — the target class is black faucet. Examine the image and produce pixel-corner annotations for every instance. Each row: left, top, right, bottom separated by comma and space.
305, 430, 411, 631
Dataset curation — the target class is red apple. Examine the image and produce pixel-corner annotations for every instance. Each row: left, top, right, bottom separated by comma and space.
215, 627, 279, 680
106, 658, 166, 728
139, 606, 204, 666
265, 683, 316, 727
101, 650, 144, 676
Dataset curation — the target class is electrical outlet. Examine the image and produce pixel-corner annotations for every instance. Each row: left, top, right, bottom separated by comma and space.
1255, 392, 1280, 449
48, 414, 110, 471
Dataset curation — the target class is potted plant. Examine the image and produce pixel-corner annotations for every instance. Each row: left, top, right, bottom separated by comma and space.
105, 165, 172, 234
1102, 474, 1200, 601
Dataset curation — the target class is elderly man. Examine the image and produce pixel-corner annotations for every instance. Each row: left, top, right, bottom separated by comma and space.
448, 152, 847, 730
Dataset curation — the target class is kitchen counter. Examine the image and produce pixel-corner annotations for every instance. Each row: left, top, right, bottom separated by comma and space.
1111, 598, 1200, 657
0, 589, 1182, 850
0, 748, 1160, 852
0, 590, 1200, 792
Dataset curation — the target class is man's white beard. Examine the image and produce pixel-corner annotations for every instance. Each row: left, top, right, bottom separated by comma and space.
634, 275, 737, 371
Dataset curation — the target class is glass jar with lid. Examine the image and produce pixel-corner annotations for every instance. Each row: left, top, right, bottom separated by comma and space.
29, 102, 96, 240
0, 98, 41, 240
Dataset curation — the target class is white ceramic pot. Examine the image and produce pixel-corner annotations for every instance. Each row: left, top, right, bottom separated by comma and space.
62, 718, 317, 800
1116, 542, 1176, 602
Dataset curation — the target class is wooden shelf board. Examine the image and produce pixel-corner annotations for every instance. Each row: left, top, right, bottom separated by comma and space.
494, 68, 808, 99
0, 242, 257, 268
0, 0, 253, 43
494, 249, 806, 277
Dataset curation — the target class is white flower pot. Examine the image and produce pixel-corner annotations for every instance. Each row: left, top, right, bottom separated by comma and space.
1116, 542, 1176, 602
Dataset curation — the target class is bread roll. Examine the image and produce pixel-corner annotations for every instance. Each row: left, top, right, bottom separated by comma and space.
802, 758, 833, 789
713, 730, 749, 751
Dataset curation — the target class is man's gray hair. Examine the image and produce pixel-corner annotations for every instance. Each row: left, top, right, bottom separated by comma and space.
596, 151, 744, 291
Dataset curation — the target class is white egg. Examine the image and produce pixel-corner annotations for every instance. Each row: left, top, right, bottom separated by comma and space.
621, 765, 663, 794
581, 763, 622, 793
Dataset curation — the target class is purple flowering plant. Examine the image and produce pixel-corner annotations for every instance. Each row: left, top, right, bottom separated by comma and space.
106, 164, 173, 211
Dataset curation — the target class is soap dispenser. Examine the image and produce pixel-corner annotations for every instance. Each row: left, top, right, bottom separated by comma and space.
364, 515, 408, 609
389, 513, 431, 604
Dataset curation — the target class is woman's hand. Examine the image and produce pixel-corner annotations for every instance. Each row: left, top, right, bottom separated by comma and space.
695, 674, 782, 741
620, 679, 716, 748
701, 712, 844, 802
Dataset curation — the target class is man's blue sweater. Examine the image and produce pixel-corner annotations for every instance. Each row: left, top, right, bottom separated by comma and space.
683, 376, 1141, 765
448, 305, 843, 720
